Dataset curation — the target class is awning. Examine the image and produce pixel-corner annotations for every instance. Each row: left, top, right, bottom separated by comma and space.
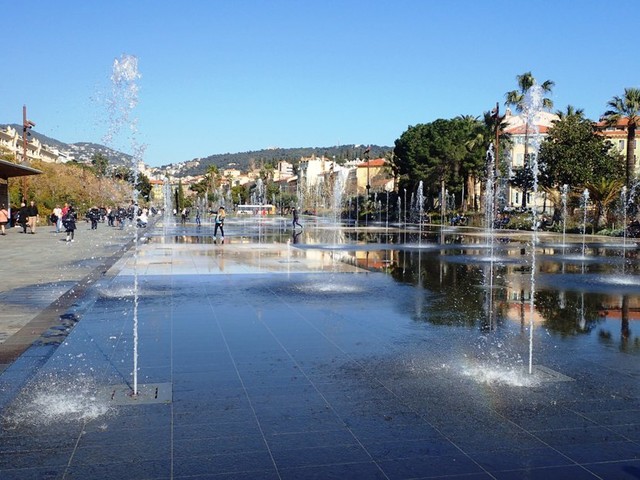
0, 159, 42, 179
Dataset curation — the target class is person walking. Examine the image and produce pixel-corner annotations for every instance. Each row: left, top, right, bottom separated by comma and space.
26, 200, 38, 234
52, 204, 63, 233
87, 206, 100, 230
18, 202, 28, 233
213, 206, 225, 243
62, 205, 77, 243
0, 204, 9, 235
292, 207, 303, 230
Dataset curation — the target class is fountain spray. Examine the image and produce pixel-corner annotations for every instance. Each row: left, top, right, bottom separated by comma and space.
522, 84, 544, 375
105, 54, 143, 396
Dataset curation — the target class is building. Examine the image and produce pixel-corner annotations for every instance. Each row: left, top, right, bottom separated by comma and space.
0, 125, 66, 164
502, 110, 559, 210
149, 178, 165, 207
297, 155, 335, 189
594, 117, 640, 174
356, 158, 394, 195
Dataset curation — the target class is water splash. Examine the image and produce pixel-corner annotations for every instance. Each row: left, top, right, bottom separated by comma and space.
3, 374, 113, 428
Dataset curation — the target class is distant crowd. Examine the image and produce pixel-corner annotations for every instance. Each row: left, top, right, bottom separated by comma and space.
0, 200, 157, 241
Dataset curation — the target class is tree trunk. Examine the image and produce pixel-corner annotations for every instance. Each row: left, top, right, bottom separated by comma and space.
522, 126, 529, 208
626, 124, 637, 187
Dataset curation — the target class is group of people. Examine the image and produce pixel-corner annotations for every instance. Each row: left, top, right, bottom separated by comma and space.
0, 201, 41, 234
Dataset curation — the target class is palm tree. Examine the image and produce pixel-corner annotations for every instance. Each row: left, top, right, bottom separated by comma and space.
505, 72, 555, 208
505, 72, 554, 113
554, 105, 585, 121
602, 88, 640, 188
584, 178, 624, 231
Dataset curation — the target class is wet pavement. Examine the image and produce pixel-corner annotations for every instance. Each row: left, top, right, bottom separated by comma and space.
0, 217, 639, 479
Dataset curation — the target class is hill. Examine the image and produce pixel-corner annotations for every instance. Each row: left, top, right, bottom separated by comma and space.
162, 144, 392, 176
1, 123, 392, 177
0, 124, 133, 166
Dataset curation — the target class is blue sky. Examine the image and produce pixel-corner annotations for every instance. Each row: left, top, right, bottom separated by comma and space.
3, 0, 638, 167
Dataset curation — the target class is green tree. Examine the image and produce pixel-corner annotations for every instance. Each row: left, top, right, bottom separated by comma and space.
538, 110, 623, 188
176, 180, 186, 211
505, 71, 554, 207
456, 114, 495, 211
231, 184, 248, 205
91, 153, 109, 178
602, 87, 640, 187
136, 172, 152, 202
393, 119, 473, 208
584, 178, 625, 231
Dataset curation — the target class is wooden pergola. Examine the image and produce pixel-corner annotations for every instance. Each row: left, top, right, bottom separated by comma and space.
0, 159, 42, 209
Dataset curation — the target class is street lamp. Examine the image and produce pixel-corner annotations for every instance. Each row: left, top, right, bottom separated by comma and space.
21, 105, 36, 201
363, 146, 371, 226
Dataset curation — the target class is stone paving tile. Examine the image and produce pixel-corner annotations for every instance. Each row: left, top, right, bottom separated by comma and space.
0, 219, 639, 479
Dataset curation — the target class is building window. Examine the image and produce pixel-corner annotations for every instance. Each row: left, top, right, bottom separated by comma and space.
619, 140, 625, 150
514, 192, 519, 204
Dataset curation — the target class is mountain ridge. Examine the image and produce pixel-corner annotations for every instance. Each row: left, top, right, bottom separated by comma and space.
1, 124, 392, 177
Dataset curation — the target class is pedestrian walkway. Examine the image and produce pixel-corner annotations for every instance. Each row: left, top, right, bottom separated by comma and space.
0, 219, 136, 370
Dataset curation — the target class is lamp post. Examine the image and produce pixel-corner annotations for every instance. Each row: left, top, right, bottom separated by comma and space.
21, 105, 36, 201
491, 102, 504, 215
363, 146, 370, 226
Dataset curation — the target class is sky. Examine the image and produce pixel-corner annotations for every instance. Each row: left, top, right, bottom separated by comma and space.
3, 0, 638, 167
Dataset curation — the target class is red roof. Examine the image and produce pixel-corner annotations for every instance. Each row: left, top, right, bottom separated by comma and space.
359, 158, 387, 168
503, 125, 550, 135
595, 117, 633, 128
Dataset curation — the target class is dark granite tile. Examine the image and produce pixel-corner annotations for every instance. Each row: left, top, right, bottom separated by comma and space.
266, 428, 357, 451
610, 423, 640, 441
70, 440, 171, 465
173, 450, 275, 477
491, 465, 601, 479
0, 448, 73, 469
377, 453, 486, 479
585, 460, 640, 479
559, 440, 640, 464
174, 470, 279, 479
533, 425, 627, 447
469, 447, 574, 472
173, 433, 267, 457
271, 443, 371, 469
63, 458, 171, 479
363, 437, 460, 461
279, 461, 388, 480
0, 466, 63, 479
173, 419, 262, 441
258, 413, 346, 435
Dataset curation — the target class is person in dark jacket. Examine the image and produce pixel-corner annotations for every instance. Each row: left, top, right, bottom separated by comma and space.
87, 206, 100, 230
18, 202, 28, 233
62, 206, 77, 243
26, 200, 39, 234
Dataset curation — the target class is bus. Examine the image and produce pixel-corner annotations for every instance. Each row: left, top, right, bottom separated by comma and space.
236, 204, 276, 215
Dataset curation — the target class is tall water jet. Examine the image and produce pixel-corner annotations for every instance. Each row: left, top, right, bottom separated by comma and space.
621, 186, 627, 272
561, 184, 569, 250
581, 188, 590, 261
522, 84, 545, 375
105, 54, 143, 396
416, 181, 424, 245
484, 143, 497, 329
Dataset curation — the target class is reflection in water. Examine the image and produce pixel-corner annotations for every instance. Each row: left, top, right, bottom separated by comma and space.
295, 225, 640, 355
149, 218, 640, 356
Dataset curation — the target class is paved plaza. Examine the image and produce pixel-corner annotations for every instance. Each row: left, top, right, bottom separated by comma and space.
0, 216, 639, 479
